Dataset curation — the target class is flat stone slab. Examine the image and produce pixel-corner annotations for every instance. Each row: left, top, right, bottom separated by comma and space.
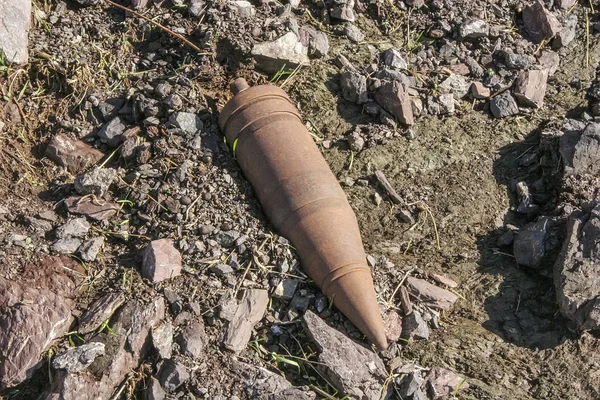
0, 0, 31, 64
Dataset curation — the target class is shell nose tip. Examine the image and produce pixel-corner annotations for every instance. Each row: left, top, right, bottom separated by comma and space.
231, 78, 249, 95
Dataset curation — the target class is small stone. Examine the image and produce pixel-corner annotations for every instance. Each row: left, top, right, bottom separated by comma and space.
0, 0, 31, 64
490, 92, 519, 118
97, 98, 125, 121
142, 239, 183, 283
164, 288, 183, 315
410, 98, 423, 116
340, 71, 368, 104
440, 74, 470, 100
78, 237, 104, 262
273, 279, 298, 300
56, 218, 90, 239
470, 82, 491, 99
98, 117, 126, 146
382, 310, 402, 342
382, 48, 407, 70
228, 0, 255, 18
51, 237, 83, 254
425, 367, 469, 398
151, 321, 173, 360
503, 51, 536, 70
251, 32, 309, 74
343, 23, 364, 43
513, 217, 549, 269
210, 263, 234, 276
434, 93, 455, 114
513, 69, 549, 108
169, 112, 203, 135
26, 217, 53, 233
154, 82, 172, 98
374, 80, 414, 125
522, 1, 562, 44
289, 293, 311, 312
398, 210, 414, 223
300, 26, 329, 57
223, 289, 269, 352
145, 377, 167, 400
37, 211, 58, 223
64, 196, 119, 221
430, 274, 458, 288
347, 130, 365, 152
555, 0, 576, 9
164, 94, 183, 110
402, 310, 429, 340
330, 0, 355, 22
189, 0, 205, 16
158, 359, 190, 393
459, 19, 489, 39
552, 14, 577, 49
214, 230, 240, 248
406, 277, 458, 310
398, 372, 425, 399
45, 135, 104, 174
52, 343, 106, 373
74, 167, 117, 197
177, 321, 208, 359
78, 292, 126, 334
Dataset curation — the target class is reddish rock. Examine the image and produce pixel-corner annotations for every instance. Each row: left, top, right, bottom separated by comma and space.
425, 367, 469, 399
374, 80, 414, 125
406, 277, 459, 310
64, 196, 119, 221
77, 292, 126, 334
382, 310, 403, 342
513, 69, 549, 108
431, 274, 458, 288
0, 256, 84, 389
142, 239, 182, 283
538, 50, 560, 76
522, 1, 562, 44
223, 289, 269, 352
45, 135, 104, 173
448, 63, 470, 76
470, 82, 491, 99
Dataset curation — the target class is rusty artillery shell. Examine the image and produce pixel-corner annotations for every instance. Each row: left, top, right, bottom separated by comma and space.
219, 78, 388, 350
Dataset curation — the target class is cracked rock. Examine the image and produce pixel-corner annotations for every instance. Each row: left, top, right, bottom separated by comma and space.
52, 343, 106, 373
56, 217, 90, 239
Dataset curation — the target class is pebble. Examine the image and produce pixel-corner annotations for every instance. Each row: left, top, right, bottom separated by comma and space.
45, 134, 104, 174
142, 239, 182, 283
339, 71, 368, 104
425, 367, 469, 398
158, 359, 190, 393
459, 19, 489, 39
470, 82, 491, 99
98, 117, 126, 146
78, 236, 104, 262
52, 343, 105, 373
273, 278, 298, 300
402, 310, 430, 340
490, 92, 519, 118
74, 167, 117, 197
228, 0, 255, 18
223, 289, 269, 352
51, 238, 83, 254
145, 377, 167, 400
343, 23, 364, 43
513, 217, 549, 269
440, 74, 470, 100
56, 218, 90, 239
405, 277, 458, 310
513, 69, 549, 108
251, 32, 309, 74
300, 26, 329, 57
330, 0, 355, 22
522, 1, 562, 44
97, 98, 124, 121
382, 48, 407, 70
553, 14, 577, 49
78, 292, 126, 334
382, 310, 403, 342
188, 0, 205, 16
169, 112, 203, 135
0, 0, 31, 63
374, 80, 414, 125
502, 51, 535, 70
176, 321, 208, 359
210, 263, 234, 276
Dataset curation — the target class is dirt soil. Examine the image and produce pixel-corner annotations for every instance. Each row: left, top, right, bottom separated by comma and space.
1, 0, 600, 399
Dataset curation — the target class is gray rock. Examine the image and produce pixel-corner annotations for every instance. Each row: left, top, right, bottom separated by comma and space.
347, 130, 365, 152
503, 51, 536, 70
405, 0, 424, 7
374, 80, 414, 125
401, 310, 430, 340
233, 360, 315, 399
340, 71, 368, 104
228, 0, 255, 18
289, 293, 311, 312
553, 14, 577, 49
45, 134, 104, 174
251, 32, 309, 74
382, 48, 407, 70
223, 289, 269, 352
560, 122, 600, 175
64, 196, 119, 221
514, 218, 549, 269
0, 257, 83, 389
0, 0, 31, 64
405, 277, 458, 310
522, 1, 562, 44
273, 279, 298, 300
177, 321, 208, 359
158, 359, 190, 393
164, 94, 183, 109
56, 217, 90, 239
398, 371, 425, 399
210, 263, 234, 276
555, 0, 576, 9
145, 378, 166, 400
425, 367, 469, 398
428, 94, 455, 115
343, 23, 364, 43
78, 237, 104, 262
98, 117, 126, 146
440, 74, 470, 100
538, 50, 560, 76
97, 98, 125, 121
490, 92, 519, 118
43, 298, 165, 399
142, 239, 182, 283
154, 82, 172, 98
152, 321, 174, 359
554, 205, 600, 330
78, 292, 126, 334
74, 167, 117, 197
169, 112, 203, 135
513, 69, 549, 108
300, 26, 329, 57
188, 0, 205, 16
52, 238, 83, 254
459, 19, 489, 39
26, 216, 53, 233
330, 0, 355, 22
52, 343, 106, 373
302, 310, 388, 399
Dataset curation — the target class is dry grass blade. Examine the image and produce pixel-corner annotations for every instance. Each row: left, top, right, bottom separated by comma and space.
102, 0, 209, 54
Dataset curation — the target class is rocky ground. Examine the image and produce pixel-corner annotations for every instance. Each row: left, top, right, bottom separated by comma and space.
1, 0, 600, 399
